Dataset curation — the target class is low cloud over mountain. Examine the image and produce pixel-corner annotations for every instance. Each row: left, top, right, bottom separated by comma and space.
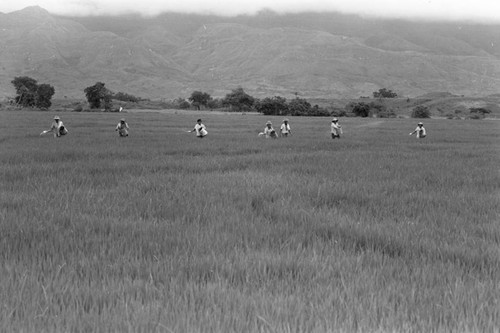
1, 6, 499, 100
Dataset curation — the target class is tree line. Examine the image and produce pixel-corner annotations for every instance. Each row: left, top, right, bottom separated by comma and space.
7, 77, 491, 119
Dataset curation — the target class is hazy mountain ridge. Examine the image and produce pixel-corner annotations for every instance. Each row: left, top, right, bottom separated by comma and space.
1, 6, 499, 100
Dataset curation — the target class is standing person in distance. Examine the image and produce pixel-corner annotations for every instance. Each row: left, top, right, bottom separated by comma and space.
41, 116, 68, 138
280, 118, 292, 137
116, 118, 129, 137
409, 122, 426, 138
331, 118, 342, 139
190, 119, 208, 138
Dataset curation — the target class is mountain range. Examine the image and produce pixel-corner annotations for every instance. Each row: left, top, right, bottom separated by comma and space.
1, 6, 499, 100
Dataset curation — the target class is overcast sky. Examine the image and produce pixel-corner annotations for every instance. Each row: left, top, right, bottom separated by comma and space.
1, 0, 500, 22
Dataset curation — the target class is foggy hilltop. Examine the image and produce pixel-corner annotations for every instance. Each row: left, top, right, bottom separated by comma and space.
1, 6, 500, 100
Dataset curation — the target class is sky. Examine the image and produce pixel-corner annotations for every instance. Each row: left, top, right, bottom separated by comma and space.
1, 0, 500, 23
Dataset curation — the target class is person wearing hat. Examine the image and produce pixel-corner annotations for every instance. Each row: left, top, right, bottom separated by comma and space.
116, 118, 129, 137
263, 121, 277, 139
280, 118, 292, 137
331, 118, 342, 139
45, 116, 68, 138
190, 119, 208, 138
409, 122, 426, 138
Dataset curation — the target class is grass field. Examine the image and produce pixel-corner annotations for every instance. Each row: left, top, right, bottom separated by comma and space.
1, 110, 499, 332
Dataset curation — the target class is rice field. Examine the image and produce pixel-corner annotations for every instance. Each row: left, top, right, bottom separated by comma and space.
0, 110, 499, 332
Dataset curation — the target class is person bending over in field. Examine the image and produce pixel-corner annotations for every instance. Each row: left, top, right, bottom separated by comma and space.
331, 118, 342, 139
280, 118, 291, 137
190, 119, 208, 138
41, 116, 68, 138
263, 121, 278, 139
409, 122, 426, 138
116, 118, 129, 137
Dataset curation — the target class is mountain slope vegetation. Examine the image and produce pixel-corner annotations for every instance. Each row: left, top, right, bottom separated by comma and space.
1, 6, 499, 99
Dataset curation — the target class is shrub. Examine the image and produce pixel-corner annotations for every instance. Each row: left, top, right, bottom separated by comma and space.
113, 92, 139, 103
377, 109, 397, 118
468, 114, 484, 120
469, 107, 491, 119
331, 108, 347, 117
411, 106, 431, 118
373, 88, 397, 98
207, 98, 223, 110
178, 101, 191, 109
308, 105, 331, 117
350, 102, 370, 117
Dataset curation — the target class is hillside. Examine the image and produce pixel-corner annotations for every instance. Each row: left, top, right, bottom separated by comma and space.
1, 6, 500, 100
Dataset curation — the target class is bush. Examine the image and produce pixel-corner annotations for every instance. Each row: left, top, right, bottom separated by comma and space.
178, 101, 191, 109
308, 105, 331, 117
377, 109, 397, 118
411, 106, 431, 118
469, 107, 491, 119
350, 102, 370, 117
373, 88, 397, 98
468, 114, 484, 120
331, 108, 347, 117
113, 92, 139, 103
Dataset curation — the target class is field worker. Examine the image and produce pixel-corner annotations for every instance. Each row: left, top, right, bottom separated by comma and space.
331, 118, 342, 139
264, 121, 278, 139
116, 118, 129, 137
280, 118, 292, 137
190, 118, 208, 138
409, 122, 426, 138
43, 116, 68, 138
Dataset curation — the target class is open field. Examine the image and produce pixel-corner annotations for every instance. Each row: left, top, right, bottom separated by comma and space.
1, 110, 499, 332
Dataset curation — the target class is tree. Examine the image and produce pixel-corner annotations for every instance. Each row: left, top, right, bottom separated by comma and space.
36, 84, 55, 109
222, 87, 255, 111
373, 88, 397, 98
11, 76, 38, 107
11, 76, 55, 109
411, 105, 431, 118
288, 98, 311, 116
255, 96, 288, 115
84, 82, 113, 110
188, 91, 212, 110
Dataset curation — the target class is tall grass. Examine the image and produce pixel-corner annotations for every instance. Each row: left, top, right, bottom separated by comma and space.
0, 110, 499, 332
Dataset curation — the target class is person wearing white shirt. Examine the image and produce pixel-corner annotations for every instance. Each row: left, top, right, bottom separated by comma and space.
280, 118, 291, 137
116, 118, 129, 137
409, 122, 426, 138
331, 118, 342, 139
191, 119, 208, 138
49, 116, 68, 138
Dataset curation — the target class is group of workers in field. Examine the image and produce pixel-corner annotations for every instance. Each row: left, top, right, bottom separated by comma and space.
259, 118, 292, 138
42, 115, 427, 140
